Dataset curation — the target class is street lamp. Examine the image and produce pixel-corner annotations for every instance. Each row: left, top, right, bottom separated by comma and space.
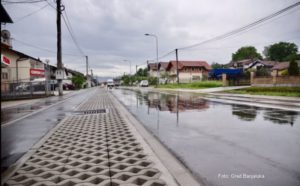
123, 60, 131, 75
145, 33, 159, 87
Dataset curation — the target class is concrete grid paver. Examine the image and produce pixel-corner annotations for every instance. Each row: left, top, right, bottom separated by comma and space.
4, 89, 170, 186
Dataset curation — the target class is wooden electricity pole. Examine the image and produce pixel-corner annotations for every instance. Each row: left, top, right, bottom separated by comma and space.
175, 48, 179, 84
56, 0, 63, 96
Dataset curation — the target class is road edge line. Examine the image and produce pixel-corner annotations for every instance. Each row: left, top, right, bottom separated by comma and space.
1, 93, 78, 128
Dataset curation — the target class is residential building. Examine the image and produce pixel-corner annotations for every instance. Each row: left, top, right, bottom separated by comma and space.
272, 61, 300, 76
227, 59, 255, 69
166, 60, 211, 83
147, 63, 159, 77
227, 59, 279, 71
247, 60, 279, 71
1, 43, 46, 83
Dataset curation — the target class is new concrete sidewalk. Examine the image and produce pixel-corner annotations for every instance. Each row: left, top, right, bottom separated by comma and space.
2, 88, 200, 186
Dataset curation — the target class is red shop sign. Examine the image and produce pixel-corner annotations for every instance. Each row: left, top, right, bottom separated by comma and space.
1, 55, 11, 65
30, 68, 45, 76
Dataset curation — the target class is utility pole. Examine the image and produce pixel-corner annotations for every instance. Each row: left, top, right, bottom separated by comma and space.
90, 69, 93, 87
136, 65, 137, 74
56, 0, 63, 96
86, 56, 89, 88
175, 48, 179, 84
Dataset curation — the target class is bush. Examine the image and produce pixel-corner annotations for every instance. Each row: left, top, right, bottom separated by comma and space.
71, 74, 85, 89
256, 68, 270, 76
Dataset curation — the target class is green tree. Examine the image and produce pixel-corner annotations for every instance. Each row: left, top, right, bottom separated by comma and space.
265, 42, 298, 61
211, 62, 223, 69
71, 74, 85, 89
232, 46, 262, 61
136, 68, 147, 76
288, 55, 300, 76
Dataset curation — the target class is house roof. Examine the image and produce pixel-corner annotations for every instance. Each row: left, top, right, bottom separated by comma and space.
167, 61, 211, 70
0, 4, 13, 23
2, 46, 43, 63
159, 62, 169, 70
227, 59, 258, 67
247, 60, 279, 69
272, 61, 300, 70
260, 61, 279, 67
148, 63, 158, 70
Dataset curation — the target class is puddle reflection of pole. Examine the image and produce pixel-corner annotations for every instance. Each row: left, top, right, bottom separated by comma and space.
157, 99, 160, 134
147, 99, 150, 115
176, 94, 179, 127
136, 94, 138, 109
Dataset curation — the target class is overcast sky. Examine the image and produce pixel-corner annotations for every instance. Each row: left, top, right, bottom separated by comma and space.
3, 0, 300, 77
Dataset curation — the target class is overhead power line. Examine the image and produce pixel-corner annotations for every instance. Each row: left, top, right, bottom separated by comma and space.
45, 0, 86, 56
14, 3, 49, 22
178, 1, 300, 50
61, 12, 85, 56
2, 0, 46, 4
13, 38, 83, 56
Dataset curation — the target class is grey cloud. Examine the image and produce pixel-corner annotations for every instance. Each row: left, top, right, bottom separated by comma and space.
3, 0, 300, 77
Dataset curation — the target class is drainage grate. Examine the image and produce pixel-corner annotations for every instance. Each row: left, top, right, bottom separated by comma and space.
83, 109, 107, 114
73, 109, 108, 115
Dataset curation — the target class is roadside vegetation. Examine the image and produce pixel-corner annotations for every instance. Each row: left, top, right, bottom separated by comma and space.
226, 87, 300, 97
158, 81, 222, 89
71, 74, 85, 89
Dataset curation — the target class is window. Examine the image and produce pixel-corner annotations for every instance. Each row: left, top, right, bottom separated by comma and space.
1, 72, 8, 79
192, 76, 200, 80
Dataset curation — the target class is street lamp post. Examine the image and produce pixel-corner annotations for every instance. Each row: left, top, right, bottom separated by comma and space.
145, 33, 159, 87
45, 60, 50, 95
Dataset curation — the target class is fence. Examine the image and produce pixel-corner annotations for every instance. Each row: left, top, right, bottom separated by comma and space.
1, 80, 55, 101
251, 73, 300, 86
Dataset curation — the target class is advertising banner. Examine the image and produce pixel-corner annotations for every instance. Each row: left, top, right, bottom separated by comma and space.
1, 55, 10, 65
30, 68, 45, 77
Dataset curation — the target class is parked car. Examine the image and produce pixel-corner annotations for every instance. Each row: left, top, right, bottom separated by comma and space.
63, 83, 75, 90
139, 80, 149, 87
15, 83, 29, 91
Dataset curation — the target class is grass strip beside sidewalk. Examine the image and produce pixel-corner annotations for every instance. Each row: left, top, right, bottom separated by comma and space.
158, 81, 222, 89
225, 86, 300, 97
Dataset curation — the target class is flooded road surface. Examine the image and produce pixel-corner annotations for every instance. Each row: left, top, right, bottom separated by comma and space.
112, 88, 300, 186
1, 92, 79, 124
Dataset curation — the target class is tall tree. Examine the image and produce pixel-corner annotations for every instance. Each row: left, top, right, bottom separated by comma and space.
232, 46, 262, 61
265, 42, 298, 62
288, 55, 300, 76
135, 68, 148, 77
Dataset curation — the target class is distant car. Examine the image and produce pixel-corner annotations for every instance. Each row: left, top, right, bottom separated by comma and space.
139, 80, 149, 87
107, 79, 114, 88
63, 83, 75, 90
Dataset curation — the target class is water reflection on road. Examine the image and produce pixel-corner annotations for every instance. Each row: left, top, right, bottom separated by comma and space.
113, 88, 300, 186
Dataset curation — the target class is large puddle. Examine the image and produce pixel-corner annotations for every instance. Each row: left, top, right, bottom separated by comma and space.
112, 88, 300, 186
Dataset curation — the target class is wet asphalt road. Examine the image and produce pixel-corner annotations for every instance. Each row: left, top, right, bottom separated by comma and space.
112, 88, 300, 186
1, 88, 97, 172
